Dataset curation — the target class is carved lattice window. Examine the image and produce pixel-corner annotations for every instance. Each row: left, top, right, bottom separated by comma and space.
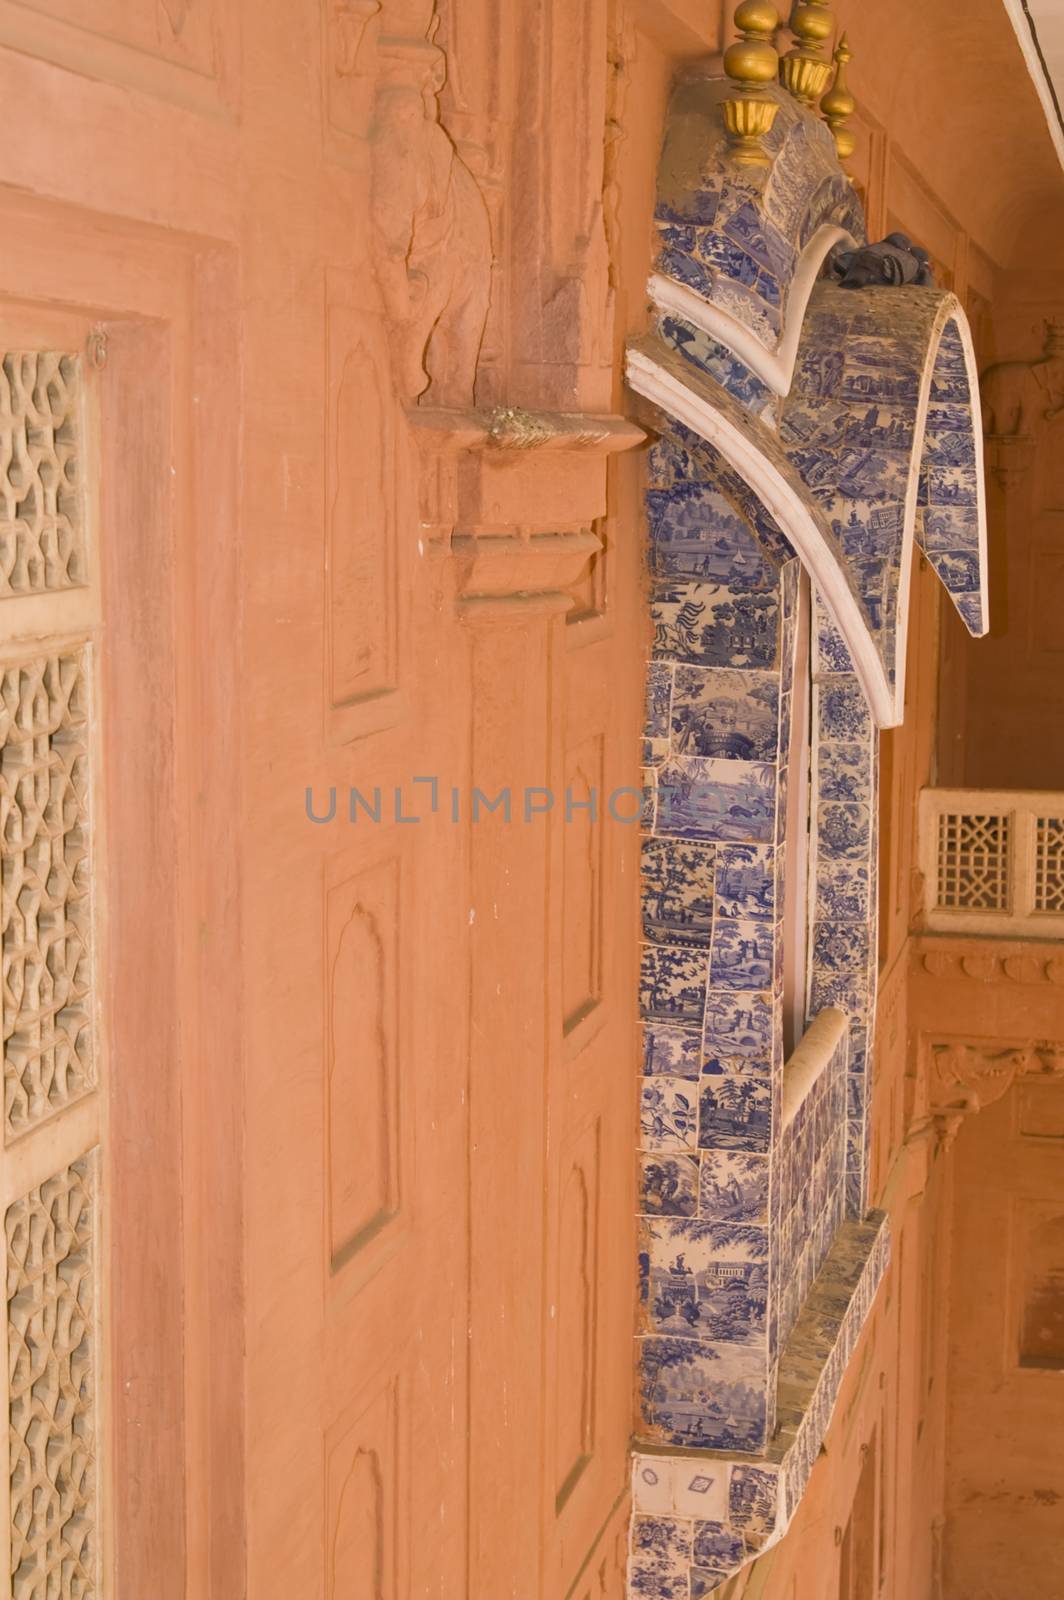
935, 811, 1010, 911
0, 353, 84, 598
1, 649, 95, 1137
6, 1151, 98, 1599
1034, 816, 1064, 915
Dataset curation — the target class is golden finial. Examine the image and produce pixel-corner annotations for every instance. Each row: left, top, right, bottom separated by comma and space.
721, 1, 782, 166
780, 0, 834, 106
820, 33, 856, 160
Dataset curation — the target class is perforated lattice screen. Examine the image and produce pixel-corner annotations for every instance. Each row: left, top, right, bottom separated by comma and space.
936, 811, 1011, 911
1035, 816, 1064, 915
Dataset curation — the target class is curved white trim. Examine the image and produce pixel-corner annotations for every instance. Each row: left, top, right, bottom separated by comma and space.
944, 313, 991, 636
1001, 0, 1064, 179
626, 344, 898, 728
648, 224, 856, 399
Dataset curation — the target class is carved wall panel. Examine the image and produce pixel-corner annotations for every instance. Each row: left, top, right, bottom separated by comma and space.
1, 647, 94, 1139
322, 0, 381, 144
0, 352, 84, 599
326, 858, 401, 1270
1015, 1202, 1064, 1370
562, 733, 605, 1033
6, 1150, 98, 1600
325, 284, 399, 728
325, 1372, 404, 1598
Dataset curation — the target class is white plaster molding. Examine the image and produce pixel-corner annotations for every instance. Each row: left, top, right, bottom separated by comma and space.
626, 343, 898, 727
1000, 0, 1064, 181
647, 225, 856, 398
947, 309, 991, 636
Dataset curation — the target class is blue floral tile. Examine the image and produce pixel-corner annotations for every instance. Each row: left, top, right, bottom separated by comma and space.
812, 921, 872, 974
818, 677, 873, 741
638, 1336, 767, 1452
641, 944, 708, 1025
641, 1153, 701, 1217
642, 1076, 699, 1153
817, 801, 871, 860
671, 667, 780, 761
815, 855, 871, 921
630, 1515, 693, 1600
700, 1151, 769, 1223
809, 968, 868, 1018
703, 989, 775, 1057
699, 1072, 772, 1153
651, 580, 780, 669
710, 916, 774, 990
643, 839, 717, 947
644, 1024, 702, 1078
817, 740, 872, 803
657, 758, 777, 844
715, 843, 777, 920
692, 1522, 746, 1578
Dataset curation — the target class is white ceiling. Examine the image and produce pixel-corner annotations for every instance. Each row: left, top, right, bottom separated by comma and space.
1004, 0, 1064, 171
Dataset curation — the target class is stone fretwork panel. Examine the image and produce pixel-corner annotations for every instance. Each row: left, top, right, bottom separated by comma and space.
2, 649, 95, 1138
6, 1151, 98, 1600
0, 353, 84, 599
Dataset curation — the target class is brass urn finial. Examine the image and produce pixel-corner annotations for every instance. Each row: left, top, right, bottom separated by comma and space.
821, 33, 856, 159
780, 0, 835, 106
722, 1, 782, 166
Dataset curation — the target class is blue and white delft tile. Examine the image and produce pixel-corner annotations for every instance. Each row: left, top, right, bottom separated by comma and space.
645, 662, 673, 764
812, 921, 872, 975
657, 757, 777, 844
954, 591, 984, 633
817, 740, 873, 803
642, 767, 658, 831
641, 1076, 699, 1154
671, 667, 780, 762
710, 915, 775, 990
651, 580, 780, 669
703, 989, 775, 1057
673, 1464, 730, 1522
640, 944, 709, 1026
920, 504, 980, 552
817, 801, 872, 860
644, 1023, 703, 1079
646, 486, 777, 588
699, 1071, 773, 1154
729, 1464, 780, 1543
700, 1151, 769, 1224
809, 968, 868, 1019
638, 1336, 767, 1452
630, 1514, 692, 1600
641, 1153, 701, 1218
814, 598, 854, 674
817, 677, 873, 741
925, 463, 979, 506
715, 842, 777, 921
692, 1521, 747, 1578
642, 838, 717, 947
632, 1456, 679, 1517
815, 855, 871, 922
641, 1217, 768, 1343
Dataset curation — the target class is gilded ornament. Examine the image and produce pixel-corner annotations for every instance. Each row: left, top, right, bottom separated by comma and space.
820, 32, 856, 159
780, 0, 834, 106
721, 0, 782, 167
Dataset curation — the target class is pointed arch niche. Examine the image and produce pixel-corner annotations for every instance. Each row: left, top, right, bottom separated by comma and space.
628, 72, 988, 1600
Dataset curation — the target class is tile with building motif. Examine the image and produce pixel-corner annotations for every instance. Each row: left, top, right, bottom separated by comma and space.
670, 667, 780, 762
710, 916, 774, 990
715, 842, 777, 921
646, 485, 777, 587
699, 1071, 773, 1154
640, 1217, 769, 1343
651, 580, 780, 670
703, 989, 775, 1058
645, 661, 673, 764
644, 1023, 702, 1079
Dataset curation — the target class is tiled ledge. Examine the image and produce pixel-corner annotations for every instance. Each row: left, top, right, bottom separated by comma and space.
629, 1212, 890, 1598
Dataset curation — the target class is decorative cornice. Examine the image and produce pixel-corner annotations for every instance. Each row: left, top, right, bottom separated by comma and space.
918, 947, 1064, 986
